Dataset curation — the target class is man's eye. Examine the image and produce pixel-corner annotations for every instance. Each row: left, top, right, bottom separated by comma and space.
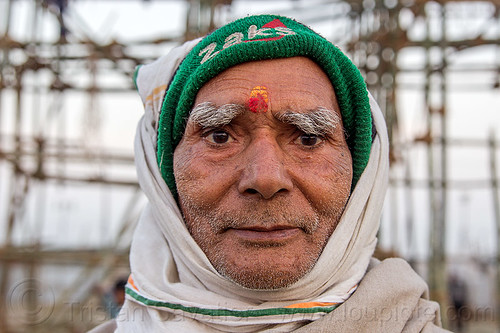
205, 130, 233, 145
295, 133, 323, 147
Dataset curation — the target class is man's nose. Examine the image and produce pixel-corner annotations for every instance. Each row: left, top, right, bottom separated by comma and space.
237, 136, 293, 199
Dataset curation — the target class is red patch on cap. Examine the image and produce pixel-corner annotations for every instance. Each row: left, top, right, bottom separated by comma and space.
262, 19, 287, 29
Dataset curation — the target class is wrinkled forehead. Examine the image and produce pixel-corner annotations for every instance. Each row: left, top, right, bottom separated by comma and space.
193, 57, 340, 116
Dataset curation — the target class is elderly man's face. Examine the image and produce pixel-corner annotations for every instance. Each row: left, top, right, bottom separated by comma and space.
173, 57, 352, 290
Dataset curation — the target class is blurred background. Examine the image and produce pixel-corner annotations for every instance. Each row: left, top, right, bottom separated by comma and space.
0, 0, 499, 332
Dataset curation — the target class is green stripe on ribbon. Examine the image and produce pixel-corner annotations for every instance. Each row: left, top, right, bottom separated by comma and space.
126, 287, 338, 318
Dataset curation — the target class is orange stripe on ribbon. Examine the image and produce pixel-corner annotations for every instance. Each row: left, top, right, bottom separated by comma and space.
284, 302, 337, 309
127, 275, 139, 291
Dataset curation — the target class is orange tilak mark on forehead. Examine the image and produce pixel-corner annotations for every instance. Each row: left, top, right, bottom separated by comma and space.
248, 86, 269, 113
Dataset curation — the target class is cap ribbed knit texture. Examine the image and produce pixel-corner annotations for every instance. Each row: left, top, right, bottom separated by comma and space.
157, 15, 372, 198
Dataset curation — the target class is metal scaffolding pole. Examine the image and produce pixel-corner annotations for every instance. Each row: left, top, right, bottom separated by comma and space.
1, 0, 500, 331
490, 131, 500, 330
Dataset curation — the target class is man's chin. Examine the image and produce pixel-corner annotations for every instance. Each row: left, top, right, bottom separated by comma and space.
221, 266, 310, 290
210, 248, 318, 290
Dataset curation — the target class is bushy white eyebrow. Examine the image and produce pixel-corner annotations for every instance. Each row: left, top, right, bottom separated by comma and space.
189, 102, 340, 136
276, 107, 340, 136
189, 102, 245, 128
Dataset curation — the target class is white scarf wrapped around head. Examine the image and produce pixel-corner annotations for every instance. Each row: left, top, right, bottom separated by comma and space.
116, 39, 389, 332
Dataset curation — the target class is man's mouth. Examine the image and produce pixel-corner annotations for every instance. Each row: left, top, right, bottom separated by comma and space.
228, 226, 302, 243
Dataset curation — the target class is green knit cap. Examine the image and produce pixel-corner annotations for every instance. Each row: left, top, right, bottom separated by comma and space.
157, 15, 372, 197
